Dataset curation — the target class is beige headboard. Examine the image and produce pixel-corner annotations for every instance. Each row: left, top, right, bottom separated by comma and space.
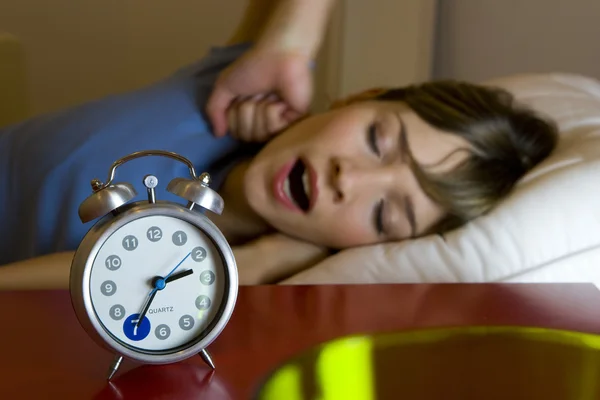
0, 33, 28, 127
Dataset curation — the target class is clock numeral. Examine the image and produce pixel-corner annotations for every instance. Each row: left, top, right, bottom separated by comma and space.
122, 235, 138, 251
105, 255, 122, 271
195, 295, 211, 310
200, 270, 216, 286
172, 231, 188, 246
109, 304, 126, 320
179, 315, 195, 331
155, 324, 171, 340
147, 226, 163, 242
101, 280, 117, 296
123, 314, 150, 341
192, 246, 207, 262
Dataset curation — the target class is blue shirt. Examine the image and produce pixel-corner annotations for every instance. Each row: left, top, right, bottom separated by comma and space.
0, 42, 256, 265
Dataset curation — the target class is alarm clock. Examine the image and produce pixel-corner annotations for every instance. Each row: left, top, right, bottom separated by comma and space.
69, 150, 238, 380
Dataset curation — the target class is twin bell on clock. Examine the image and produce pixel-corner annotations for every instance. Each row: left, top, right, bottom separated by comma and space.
69, 150, 238, 381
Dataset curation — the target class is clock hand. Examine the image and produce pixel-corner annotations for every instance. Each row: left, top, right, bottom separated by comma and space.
163, 251, 192, 281
135, 252, 192, 329
135, 269, 192, 328
135, 288, 158, 329
165, 269, 193, 283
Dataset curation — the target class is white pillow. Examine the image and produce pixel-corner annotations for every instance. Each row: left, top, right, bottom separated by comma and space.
281, 73, 600, 286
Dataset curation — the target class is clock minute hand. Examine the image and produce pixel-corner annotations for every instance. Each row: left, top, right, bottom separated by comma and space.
135, 288, 158, 329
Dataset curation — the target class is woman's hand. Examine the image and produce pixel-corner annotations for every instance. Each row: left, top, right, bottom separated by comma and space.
207, 47, 312, 139
206, 0, 338, 138
226, 93, 301, 143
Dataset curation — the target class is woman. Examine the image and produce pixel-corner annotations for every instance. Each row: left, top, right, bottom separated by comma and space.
0, 0, 558, 288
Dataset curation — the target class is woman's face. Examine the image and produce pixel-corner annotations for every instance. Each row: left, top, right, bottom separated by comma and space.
243, 100, 470, 248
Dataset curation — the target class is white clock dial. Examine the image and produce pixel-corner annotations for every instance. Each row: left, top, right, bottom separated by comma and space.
89, 214, 226, 352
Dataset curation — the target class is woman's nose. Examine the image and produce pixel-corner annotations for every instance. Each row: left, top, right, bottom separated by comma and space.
331, 158, 392, 203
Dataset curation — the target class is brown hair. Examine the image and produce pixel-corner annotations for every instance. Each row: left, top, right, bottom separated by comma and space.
341, 80, 559, 236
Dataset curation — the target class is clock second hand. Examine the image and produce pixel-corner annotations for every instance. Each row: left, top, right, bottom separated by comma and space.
134, 251, 192, 330
162, 251, 192, 282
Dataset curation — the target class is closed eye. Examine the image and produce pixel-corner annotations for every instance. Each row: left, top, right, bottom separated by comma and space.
367, 123, 380, 157
374, 198, 385, 236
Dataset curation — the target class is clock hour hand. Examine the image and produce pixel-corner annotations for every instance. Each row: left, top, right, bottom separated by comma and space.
165, 269, 193, 283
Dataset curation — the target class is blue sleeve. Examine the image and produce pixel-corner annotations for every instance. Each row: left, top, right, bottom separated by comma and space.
0, 42, 254, 264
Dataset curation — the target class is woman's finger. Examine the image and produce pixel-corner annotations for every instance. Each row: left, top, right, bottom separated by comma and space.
265, 101, 290, 134
237, 100, 257, 140
283, 108, 303, 123
252, 99, 269, 142
226, 106, 239, 139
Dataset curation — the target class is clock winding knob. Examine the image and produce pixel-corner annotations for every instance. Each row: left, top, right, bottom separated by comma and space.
143, 175, 159, 204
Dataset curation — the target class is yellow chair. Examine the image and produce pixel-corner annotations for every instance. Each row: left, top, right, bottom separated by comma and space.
0, 33, 29, 127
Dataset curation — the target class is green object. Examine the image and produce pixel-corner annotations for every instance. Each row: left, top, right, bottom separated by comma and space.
254, 326, 600, 400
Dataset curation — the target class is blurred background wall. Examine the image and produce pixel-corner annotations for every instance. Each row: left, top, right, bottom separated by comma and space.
0, 0, 434, 120
0, 0, 245, 119
433, 0, 600, 82
1, 0, 599, 124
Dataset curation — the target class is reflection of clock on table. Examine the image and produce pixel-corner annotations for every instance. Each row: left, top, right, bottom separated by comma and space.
68, 150, 238, 380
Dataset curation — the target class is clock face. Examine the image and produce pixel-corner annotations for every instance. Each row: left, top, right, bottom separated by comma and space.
88, 214, 227, 353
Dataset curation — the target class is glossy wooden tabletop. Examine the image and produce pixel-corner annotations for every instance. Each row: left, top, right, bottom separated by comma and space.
2, 283, 600, 399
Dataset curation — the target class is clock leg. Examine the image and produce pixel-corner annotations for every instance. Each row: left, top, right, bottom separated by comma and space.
199, 348, 215, 369
106, 355, 123, 380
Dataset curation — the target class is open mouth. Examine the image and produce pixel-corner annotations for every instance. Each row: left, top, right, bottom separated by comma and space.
283, 159, 311, 212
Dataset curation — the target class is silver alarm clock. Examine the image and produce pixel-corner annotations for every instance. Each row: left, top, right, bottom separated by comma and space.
69, 150, 238, 380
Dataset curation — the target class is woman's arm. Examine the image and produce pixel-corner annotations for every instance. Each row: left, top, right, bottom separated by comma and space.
207, 0, 338, 137
235, 233, 330, 284
0, 252, 75, 291
0, 235, 329, 290
227, 0, 338, 59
